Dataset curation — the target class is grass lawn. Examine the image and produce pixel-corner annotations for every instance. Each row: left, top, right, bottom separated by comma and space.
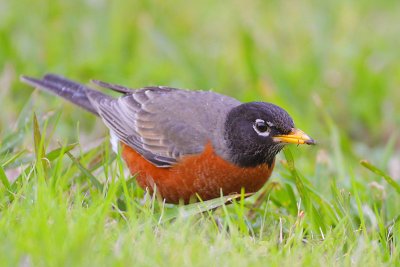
1, 0, 400, 266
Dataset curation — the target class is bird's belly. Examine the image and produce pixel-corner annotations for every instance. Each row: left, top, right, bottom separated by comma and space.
121, 142, 275, 204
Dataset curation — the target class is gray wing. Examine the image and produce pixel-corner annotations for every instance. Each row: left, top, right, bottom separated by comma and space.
86, 84, 241, 167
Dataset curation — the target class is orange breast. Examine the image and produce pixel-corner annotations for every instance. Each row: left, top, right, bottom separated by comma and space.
121, 142, 275, 204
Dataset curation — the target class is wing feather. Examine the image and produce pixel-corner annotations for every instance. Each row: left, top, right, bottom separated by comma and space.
86, 82, 241, 167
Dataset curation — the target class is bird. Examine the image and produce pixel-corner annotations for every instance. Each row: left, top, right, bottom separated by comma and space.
20, 74, 315, 204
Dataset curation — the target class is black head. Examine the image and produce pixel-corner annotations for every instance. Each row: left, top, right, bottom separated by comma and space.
224, 102, 313, 167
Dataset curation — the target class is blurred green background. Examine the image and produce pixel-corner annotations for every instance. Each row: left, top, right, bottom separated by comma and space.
1, 0, 400, 265
1, 0, 399, 176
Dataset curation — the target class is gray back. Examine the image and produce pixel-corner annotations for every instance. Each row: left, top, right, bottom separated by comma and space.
87, 87, 241, 167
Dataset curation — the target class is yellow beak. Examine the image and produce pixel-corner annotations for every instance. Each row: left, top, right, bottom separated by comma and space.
273, 128, 315, 145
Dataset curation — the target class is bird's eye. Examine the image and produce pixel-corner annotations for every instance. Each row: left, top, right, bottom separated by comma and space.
256, 121, 268, 132
253, 119, 271, 136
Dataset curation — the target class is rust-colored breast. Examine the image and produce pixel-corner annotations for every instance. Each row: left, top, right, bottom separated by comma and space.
121, 142, 275, 204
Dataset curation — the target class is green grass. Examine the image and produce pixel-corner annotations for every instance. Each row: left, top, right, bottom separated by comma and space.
1, 0, 400, 266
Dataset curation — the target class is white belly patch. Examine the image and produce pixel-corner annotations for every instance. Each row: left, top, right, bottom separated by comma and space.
109, 131, 119, 153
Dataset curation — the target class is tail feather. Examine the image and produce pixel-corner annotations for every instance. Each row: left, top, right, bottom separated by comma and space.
42, 73, 88, 92
20, 74, 102, 116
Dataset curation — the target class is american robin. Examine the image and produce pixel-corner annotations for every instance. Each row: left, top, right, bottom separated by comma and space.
20, 74, 315, 204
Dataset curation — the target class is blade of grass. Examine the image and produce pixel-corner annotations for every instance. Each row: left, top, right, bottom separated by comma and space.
282, 147, 310, 207
361, 160, 400, 195
350, 171, 370, 245
16, 90, 35, 130
0, 131, 25, 156
44, 109, 63, 152
159, 193, 255, 224
6, 143, 77, 171
46, 143, 78, 161
1, 150, 26, 168
65, 150, 103, 191
0, 92, 35, 156
32, 112, 49, 178
32, 112, 43, 159
0, 165, 11, 191
382, 131, 398, 168
283, 146, 326, 233
10, 163, 34, 192
247, 181, 277, 220
0, 165, 14, 201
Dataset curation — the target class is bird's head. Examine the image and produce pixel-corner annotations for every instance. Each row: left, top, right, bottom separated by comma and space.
225, 102, 314, 167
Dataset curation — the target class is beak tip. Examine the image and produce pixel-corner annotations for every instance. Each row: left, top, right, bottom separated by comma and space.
273, 129, 316, 145
304, 139, 316, 145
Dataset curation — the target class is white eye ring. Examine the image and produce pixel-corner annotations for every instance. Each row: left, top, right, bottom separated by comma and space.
253, 119, 271, 136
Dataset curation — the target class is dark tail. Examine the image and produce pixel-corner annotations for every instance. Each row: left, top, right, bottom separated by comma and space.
20, 73, 101, 116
